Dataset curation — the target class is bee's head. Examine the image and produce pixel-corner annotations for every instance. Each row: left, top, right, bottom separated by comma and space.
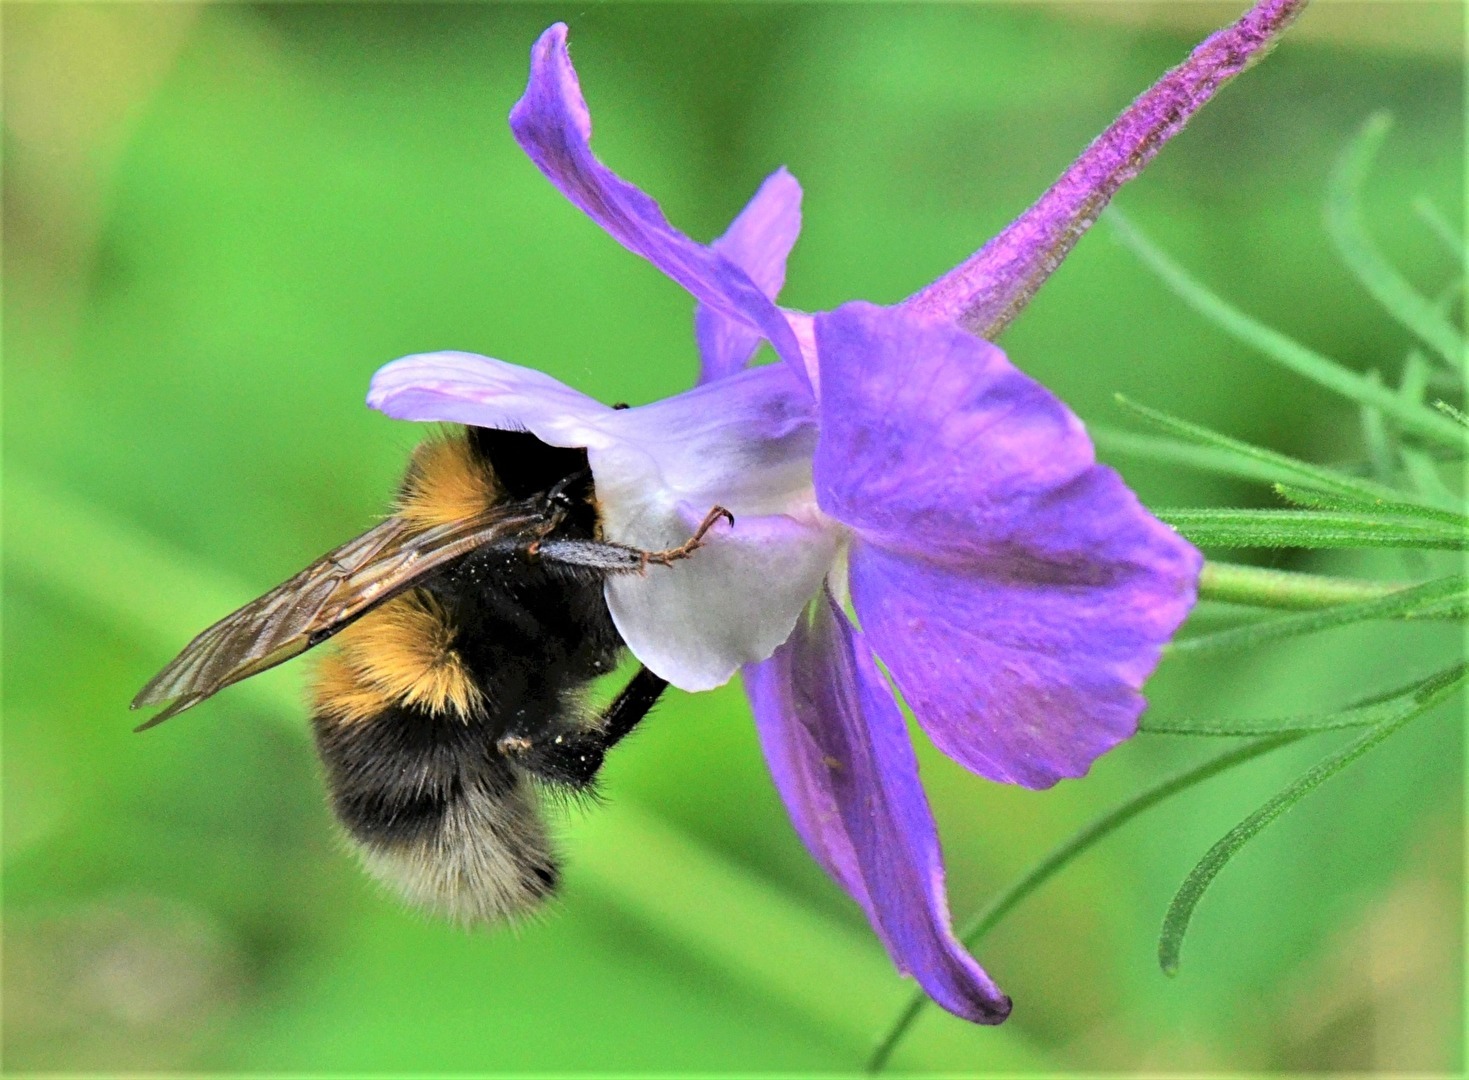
465, 426, 591, 502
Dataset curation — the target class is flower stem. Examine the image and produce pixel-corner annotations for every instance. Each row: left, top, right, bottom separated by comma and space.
904, 0, 1308, 338
1197, 561, 1404, 610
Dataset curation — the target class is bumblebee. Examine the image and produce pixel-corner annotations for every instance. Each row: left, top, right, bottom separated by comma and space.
133, 426, 729, 923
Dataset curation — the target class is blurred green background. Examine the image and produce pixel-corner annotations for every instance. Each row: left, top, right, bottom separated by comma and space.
3, 3, 1463, 1074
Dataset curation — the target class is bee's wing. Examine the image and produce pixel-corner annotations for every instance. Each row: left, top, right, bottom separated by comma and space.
131, 506, 544, 729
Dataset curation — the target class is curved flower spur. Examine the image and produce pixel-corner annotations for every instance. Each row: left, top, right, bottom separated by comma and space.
369, 0, 1305, 1025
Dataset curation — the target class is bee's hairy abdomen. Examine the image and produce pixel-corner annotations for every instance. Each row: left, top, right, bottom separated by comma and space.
314, 591, 484, 723
311, 655, 562, 925
306, 426, 628, 925
353, 774, 559, 924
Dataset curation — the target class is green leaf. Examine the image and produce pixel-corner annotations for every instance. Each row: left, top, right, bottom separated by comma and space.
1359, 370, 1399, 487
1400, 450, 1458, 507
866, 734, 1301, 1074
1092, 426, 1292, 487
4, 468, 292, 705
1400, 350, 1433, 404
1413, 196, 1467, 262
1196, 561, 1404, 610
1170, 572, 1467, 657
1326, 113, 1465, 371
1142, 665, 1468, 736
1434, 400, 1469, 427
1115, 394, 1449, 514
1271, 483, 1468, 527
1107, 211, 1467, 448
1390, 354, 1465, 508
1159, 508, 1469, 550
1157, 661, 1468, 975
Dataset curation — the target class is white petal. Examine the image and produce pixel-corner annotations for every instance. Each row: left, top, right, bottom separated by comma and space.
607, 506, 839, 691
370, 351, 838, 691
593, 362, 818, 533
594, 363, 837, 689
369, 351, 617, 448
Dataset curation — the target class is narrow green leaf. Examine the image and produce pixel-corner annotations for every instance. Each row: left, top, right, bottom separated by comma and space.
1413, 196, 1467, 261
1159, 508, 1469, 550
1386, 362, 1465, 563
1107, 211, 1466, 447
1400, 350, 1433, 404
1400, 450, 1458, 507
1434, 400, 1469, 427
1170, 573, 1467, 657
5, 468, 310, 722
1158, 661, 1468, 975
573, 803, 1048, 1068
1389, 354, 1466, 511
1359, 371, 1398, 488
1196, 561, 1403, 610
1142, 666, 1466, 736
1326, 113, 1465, 371
1092, 426, 1290, 487
1271, 483, 1468, 527
1115, 394, 1445, 512
867, 735, 1300, 1075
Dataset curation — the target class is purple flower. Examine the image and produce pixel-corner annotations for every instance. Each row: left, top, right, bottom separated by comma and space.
369, 1, 1304, 1025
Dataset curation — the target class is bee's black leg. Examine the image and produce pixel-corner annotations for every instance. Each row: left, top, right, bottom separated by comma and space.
499, 667, 668, 789
595, 665, 670, 748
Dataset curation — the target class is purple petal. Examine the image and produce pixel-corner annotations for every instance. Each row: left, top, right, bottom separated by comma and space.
848, 505, 1197, 789
812, 304, 1093, 557
695, 168, 803, 384
810, 304, 1200, 787
710, 167, 802, 301
744, 589, 1012, 1025
693, 310, 762, 386
511, 24, 808, 384
904, 0, 1307, 338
